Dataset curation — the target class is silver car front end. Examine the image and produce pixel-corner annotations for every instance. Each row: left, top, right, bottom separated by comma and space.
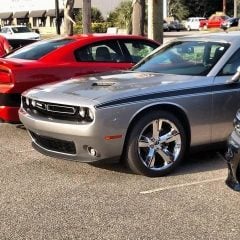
19, 96, 127, 162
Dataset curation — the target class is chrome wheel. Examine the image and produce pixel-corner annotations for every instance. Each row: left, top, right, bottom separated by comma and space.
138, 119, 181, 171
126, 110, 186, 177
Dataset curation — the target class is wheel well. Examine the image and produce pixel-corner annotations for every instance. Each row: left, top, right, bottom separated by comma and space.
122, 104, 191, 156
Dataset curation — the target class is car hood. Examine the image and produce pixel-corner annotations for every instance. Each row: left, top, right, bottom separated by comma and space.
24, 71, 204, 107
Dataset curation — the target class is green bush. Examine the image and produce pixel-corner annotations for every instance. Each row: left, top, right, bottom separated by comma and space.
74, 22, 113, 34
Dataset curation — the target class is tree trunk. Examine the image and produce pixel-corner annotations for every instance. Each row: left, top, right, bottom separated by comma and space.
64, 0, 75, 36
234, 0, 237, 18
132, 0, 145, 36
82, 0, 91, 34
148, 0, 163, 44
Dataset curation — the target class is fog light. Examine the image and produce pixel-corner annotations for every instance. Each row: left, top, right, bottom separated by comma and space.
87, 147, 97, 156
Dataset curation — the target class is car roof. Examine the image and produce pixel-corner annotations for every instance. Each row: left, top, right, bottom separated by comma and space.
67, 34, 159, 42
188, 17, 206, 20
176, 31, 240, 44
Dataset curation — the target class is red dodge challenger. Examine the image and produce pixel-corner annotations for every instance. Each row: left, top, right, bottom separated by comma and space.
0, 34, 159, 122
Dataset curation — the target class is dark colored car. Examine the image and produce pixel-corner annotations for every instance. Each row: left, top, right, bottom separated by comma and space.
221, 17, 239, 30
168, 21, 185, 31
225, 108, 240, 191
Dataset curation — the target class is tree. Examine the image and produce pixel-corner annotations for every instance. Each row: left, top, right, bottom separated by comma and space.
91, 7, 104, 22
82, 0, 91, 33
64, 0, 75, 36
75, 7, 104, 23
132, 0, 145, 35
107, 0, 133, 33
148, 0, 163, 44
168, 0, 189, 20
234, 0, 237, 17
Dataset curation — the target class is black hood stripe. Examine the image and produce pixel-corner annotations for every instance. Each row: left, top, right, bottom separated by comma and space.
96, 83, 240, 109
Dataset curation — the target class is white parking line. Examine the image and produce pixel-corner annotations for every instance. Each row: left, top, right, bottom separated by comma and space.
16, 149, 35, 153
140, 177, 225, 194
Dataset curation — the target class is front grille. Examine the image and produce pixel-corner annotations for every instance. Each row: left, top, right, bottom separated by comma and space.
30, 131, 76, 155
22, 97, 92, 122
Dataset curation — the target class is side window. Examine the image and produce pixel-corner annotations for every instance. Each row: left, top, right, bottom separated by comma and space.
120, 40, 158, 63
1, 28, 8, 33
74, 41, 124, 62
219, 48, 240, 76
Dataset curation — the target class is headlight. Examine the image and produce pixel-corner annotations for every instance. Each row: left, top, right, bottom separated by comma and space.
79, 107, 94, 122
87, 109, 94, 121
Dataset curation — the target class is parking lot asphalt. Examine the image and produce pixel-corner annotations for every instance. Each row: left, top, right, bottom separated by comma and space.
0, 123, 240, 240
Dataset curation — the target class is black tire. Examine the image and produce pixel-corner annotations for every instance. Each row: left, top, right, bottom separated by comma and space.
125, 110, 187, 177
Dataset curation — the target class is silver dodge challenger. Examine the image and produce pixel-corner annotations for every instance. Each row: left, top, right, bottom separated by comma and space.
19, 32, 240, 177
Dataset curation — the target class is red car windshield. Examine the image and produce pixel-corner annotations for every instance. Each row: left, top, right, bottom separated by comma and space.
6, 38, 75, 60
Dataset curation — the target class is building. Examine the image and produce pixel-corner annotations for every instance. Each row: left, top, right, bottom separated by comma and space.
0, 0, 123, 34
0, 0, 168, 34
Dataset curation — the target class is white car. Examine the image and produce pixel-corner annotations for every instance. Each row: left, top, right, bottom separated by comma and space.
185, 17, 206, 31
0, 25, 40, 40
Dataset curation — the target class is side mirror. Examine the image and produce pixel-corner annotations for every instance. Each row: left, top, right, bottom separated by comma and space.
227, 66, 240, 83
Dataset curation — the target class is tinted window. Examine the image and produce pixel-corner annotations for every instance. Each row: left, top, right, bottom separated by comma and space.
120, 40, 158, 63
133, 41, 230, 76
6, 38, 75, 60
12, 26, 31, 33
75, 40, 124, 62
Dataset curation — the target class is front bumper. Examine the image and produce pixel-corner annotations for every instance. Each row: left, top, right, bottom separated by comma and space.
225, 130, 240, 191
19, 108, 124, 163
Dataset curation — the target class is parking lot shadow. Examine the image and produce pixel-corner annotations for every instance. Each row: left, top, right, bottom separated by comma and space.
89, 150, 227, 177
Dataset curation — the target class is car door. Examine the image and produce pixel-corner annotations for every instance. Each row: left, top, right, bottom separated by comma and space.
212, 48, 240, 143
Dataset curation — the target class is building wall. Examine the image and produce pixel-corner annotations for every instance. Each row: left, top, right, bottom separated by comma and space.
0, 0, 81, 12
0, 0, 121, 18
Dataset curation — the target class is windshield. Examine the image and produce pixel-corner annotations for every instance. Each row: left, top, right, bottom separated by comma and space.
6, 38, 75, 60
12, 26, 31, 33
133, 41, 230, 76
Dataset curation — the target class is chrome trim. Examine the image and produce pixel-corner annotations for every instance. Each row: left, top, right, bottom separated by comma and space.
46, 104, 76, 115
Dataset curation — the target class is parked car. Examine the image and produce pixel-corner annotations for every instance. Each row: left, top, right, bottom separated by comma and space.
0, 25, 40, 40
19, 32, 240, 177
206, 14, 230, 28
168, 20, 186, 31
225, 103, 240, 191
221, 17, 239, 30
0, 34, 159, 123
185, 17, 207, 31
163, 20, 169, 31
